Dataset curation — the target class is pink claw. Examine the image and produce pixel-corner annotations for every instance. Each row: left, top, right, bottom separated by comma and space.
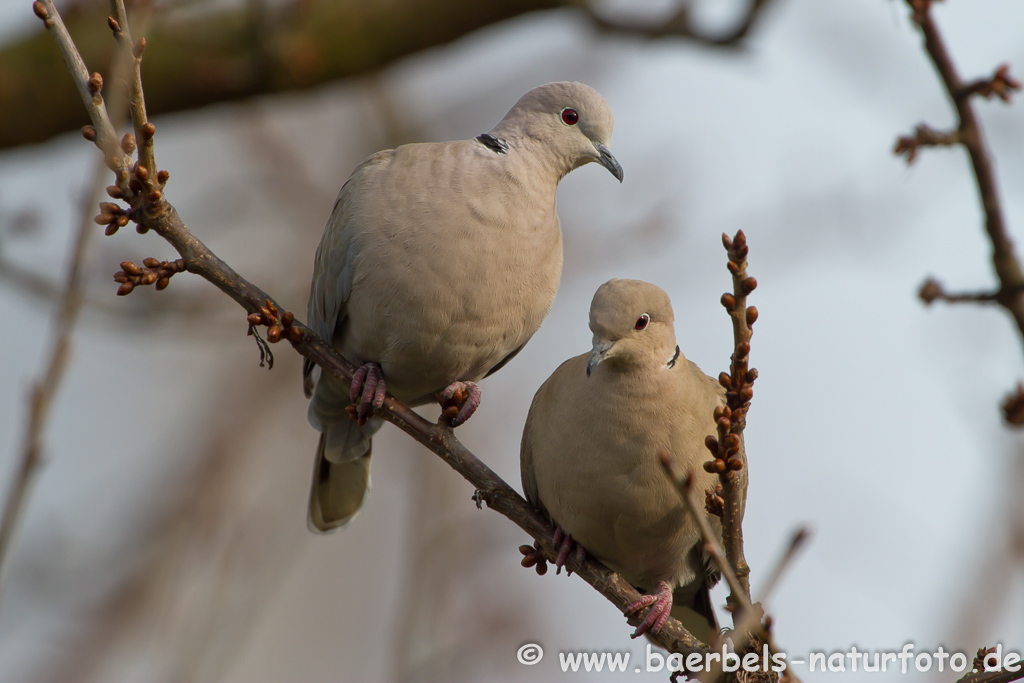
350, 363, 386, 419
551, 527, 586, 576
439, 381, 482, 427
625, 580, 673, 638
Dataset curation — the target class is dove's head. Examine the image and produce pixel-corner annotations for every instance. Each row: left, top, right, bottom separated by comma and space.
489, 81, 623, 182
587, 279, 678, 377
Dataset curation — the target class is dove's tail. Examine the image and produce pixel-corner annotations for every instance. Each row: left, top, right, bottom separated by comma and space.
307, 432, 373, 533
306, 373, 384, 532
670, 578, 719, 645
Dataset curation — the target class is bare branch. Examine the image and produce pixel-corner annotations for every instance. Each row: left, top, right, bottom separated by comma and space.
702, 229, 757, 607
0, 163, 103, 584
901, 0, 1024, 345
583, 0, 775, 47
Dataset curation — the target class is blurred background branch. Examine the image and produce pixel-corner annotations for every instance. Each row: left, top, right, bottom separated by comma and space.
0, 0, 776, 151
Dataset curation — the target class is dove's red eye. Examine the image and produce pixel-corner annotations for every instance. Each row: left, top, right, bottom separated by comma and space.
561, 108, 579, 126
635, 314, 650, 330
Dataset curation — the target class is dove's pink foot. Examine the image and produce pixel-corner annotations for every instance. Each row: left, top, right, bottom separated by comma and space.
439, 381, 482, 427
626, 580, 673, 638
552, 526, 587, 576
350, 363, 386, 422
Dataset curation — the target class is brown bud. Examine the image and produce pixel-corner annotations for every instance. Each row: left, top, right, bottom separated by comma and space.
733, 230, 746, 247
106, 185, 123, 199
141, 271, 158, 285
918, 278, 943, 305
740, 385, 753, 401
714, 459, 727, 473
157, 169, 170, 184
721, 233, 732, 248
121, 261, 142, 276
718, 372, 732, 388
82, 126, 97, 141
267, 326, 282, 343
133, 37, 146, 58
713, 406, 724, 420
94, 213, 112, 225
742, 277, 757, 294
746, 368, 758, 383
32, 1, 47, 20
107, 16, 120, 33
143, 257, 161, 268
738, 245, 749, 259
113, 271, 128, 282
247, 313, 263, 325
117, 282, 134, 296
259, 306, 273, 320
518, 544, 534, 556
721, 293, 736, 311
521, 555, 537, 569
99, 202, 121, 214
104, 223, 120, 236
148, 189, 162, 203
746, 306, 758, 325
737, 341, 751, 357
288, 326, 303, 342
116, 215, 129, 227
88, 72, 103, 95
729, 459, 744, 471
141, 122, 155, 139
724, 433, 740, 449
535, 561, 548, 576
727, 260, 740, 275
128, 176, 142, 193
265, 299, 278, 314
136, 165, 148, 181
702, 461, 717, 473
718, 417, 731, 432
704, 435, 718, 452
155, 277, 169, 291
120, 133, 136, 154
281, 310, 294, 326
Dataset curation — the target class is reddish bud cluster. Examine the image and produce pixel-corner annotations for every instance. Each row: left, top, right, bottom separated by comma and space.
703, 230, 759, 478
705, 483, 724, 517
87, 72, 103, 96
518, 543, 549, 576
246, 298, 302, 345
893, 123, 959, 164
113, 257, 185, 295
960, 64, 1022, 103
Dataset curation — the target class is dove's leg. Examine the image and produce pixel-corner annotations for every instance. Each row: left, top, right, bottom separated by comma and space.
349, 363, 387, 422
625, 580, 674, 638
552, 526, 587, 575
438, 381, 482, 427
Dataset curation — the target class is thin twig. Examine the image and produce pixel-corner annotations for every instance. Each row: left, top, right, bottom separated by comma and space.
755, 527, 809, 605
33, 0, 712, 657
0, 162, 104, 584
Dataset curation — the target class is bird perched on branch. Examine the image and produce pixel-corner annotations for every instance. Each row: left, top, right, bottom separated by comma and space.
305, 82, 623, 532
521, 279, 736, 644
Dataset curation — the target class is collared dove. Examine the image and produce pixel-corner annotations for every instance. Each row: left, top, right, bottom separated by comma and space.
305, 82, 623, 533
521, 279, 738, 644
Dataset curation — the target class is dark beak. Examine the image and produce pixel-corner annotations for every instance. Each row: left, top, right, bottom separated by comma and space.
586, 341, 615, 377
594, 143, 623, 183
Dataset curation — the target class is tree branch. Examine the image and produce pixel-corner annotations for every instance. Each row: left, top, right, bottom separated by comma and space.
582, 0, 775, 47
31, 0, 714, 658
899, 0, 1024, 347
0, 161, 103, 585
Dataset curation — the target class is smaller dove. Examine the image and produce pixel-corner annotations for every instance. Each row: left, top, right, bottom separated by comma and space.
521, 279, 735, 643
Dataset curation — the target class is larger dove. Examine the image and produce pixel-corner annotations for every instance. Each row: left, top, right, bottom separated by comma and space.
305, 82, 622, 532
521, 279, 738, 644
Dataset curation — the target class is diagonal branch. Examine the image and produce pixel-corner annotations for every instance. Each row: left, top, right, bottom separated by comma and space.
31, 0, 712, 658
0, 163, 104, 585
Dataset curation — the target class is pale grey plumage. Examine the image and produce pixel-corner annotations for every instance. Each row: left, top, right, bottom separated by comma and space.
305, 82, 621, 532
521, 279, 736, 643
